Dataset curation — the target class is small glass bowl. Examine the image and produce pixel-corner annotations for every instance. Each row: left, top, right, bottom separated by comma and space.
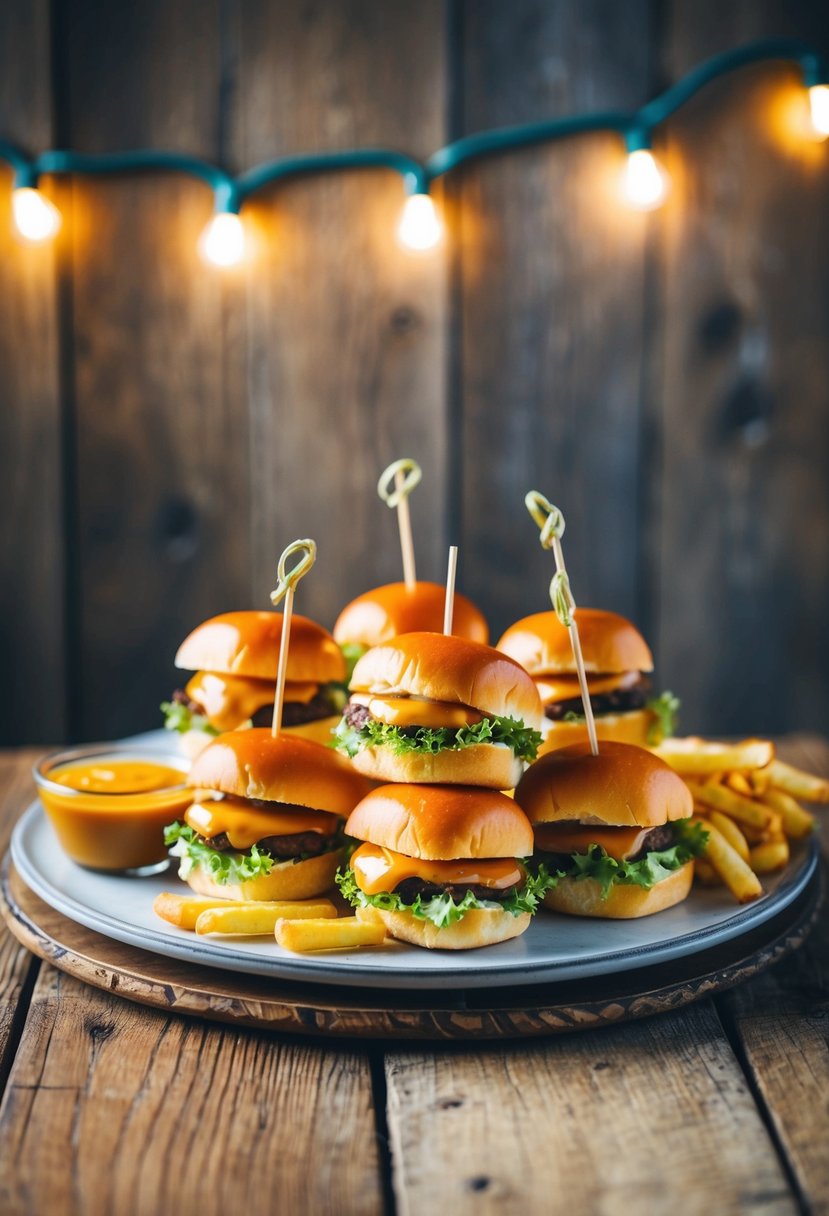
33, 744, 192, 876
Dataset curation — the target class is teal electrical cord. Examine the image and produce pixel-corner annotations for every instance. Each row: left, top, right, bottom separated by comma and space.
1, 38, 826, 211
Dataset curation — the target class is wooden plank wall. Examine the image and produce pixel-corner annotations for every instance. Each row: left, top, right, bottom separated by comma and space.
0, 0, 827, 743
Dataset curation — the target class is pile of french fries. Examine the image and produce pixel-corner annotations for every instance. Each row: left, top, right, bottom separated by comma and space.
153, 892, 386, 952
651, 738, 829, 904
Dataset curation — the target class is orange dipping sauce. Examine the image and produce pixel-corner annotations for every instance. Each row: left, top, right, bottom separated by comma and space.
35, 750, 191, 874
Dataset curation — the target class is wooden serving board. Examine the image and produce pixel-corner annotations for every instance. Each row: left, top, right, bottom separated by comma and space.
1, 855, 822, 1041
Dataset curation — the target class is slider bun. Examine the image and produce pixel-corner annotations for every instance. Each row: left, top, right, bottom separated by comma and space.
542, 862, 694, 919
183, 849, 342, 902
538, 709, 654, 753
175, 716, 340, 762
349, 743, 525, 790
346, 783, 533, 859
515, 740, 692, 829
187, 729, 375, 815
334, 581, 488, 648
497, 609, 653, 675
358, 904, 530, 950
350, 633, 544, 730
175, 611, 345, 683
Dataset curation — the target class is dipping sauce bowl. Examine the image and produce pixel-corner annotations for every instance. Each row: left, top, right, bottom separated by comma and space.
34, 746, 192, 875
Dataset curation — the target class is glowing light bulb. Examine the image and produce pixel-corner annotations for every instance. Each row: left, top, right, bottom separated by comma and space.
621, 149, 669, 211
397, 193, 442, 251
808, 84, 829, 140
199, 211, 245, 267
12, 187, 61, 242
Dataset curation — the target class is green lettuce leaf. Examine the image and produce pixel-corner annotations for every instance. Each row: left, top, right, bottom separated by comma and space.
339, 642, 368, 685
160, 700, 219, 737
646, 690, 681, 744
164, 821, 274, 884
336, 864, 557, 928
551, 819, 708, 899
333, 713, 542, 762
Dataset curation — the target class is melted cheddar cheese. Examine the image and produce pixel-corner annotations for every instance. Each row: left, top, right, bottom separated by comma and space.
534, 670, 639, 706
533, 823, 652, 861
185, 800, 339, 849
185, 671, 320, 731
350, 842, 523, 896
349, 694, 484, 730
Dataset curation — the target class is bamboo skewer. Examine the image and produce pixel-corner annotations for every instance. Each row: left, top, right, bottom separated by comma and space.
269, 538, 317, 739
525, 492, 599, 756
377, 458, 422, 591
443, 545, 458, 635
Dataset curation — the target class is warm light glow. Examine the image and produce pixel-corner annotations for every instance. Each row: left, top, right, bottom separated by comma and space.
621, 149, 670, 211
12, 187, 61, 242
397, 193, 442, 251
199, 211, 245, 267
808, 84, 829, 140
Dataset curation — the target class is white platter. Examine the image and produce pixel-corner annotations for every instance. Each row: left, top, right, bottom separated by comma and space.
11, 731, 819, 990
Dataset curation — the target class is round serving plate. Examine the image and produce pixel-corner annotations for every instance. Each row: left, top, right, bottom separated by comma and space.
1, 853, 822, 1040
9, 795, 820, 992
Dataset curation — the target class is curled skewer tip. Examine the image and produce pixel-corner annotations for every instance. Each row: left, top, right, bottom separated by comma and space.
377, 458, 422, 509
270, 538, 317, 607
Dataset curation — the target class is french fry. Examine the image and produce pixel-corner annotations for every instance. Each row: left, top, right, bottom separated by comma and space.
195, 901, 337, 936
726, 773, 752, 797
651, 737, 774, 775
707, 810, 750, 862
153, 893, 236, 931
765, 759, 829, 804
749, 840, 790, 874
275, 916, 386, 953
745, 768, 771, 796
760, 789, 816, 839
695, 780, 776, 832
694, 859, 721, 886
693, 817, 763, 904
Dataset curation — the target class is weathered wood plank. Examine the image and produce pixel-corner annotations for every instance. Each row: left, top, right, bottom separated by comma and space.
456, 0, 654, 639
64, 0, 251, 739
0, 964, 382, 1216
0, 751, 42, 1095
653, 1, 829, 735
385, 1000, 795, 1215
235, 0, 448, 628
0, 0, 64, 745
719, 735, 829, 1214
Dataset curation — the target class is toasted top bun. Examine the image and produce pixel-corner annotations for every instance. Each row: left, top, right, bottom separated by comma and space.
187, 729, 374, 814
497, 609, 653, 676
334, 581, 489, 648
514, 740, 692, 829
175, 611, 345, 683
346, 783, 533, 860
350, 633, 544, 730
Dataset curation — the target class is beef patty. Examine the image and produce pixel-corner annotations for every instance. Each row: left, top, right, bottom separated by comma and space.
536, 821, 678, 872
544, 675, 651, 721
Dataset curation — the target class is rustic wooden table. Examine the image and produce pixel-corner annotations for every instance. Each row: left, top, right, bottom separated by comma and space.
0, 737, 827, 1216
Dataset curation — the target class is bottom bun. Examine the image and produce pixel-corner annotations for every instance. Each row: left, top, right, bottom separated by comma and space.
357, 904, 530, 950
182, 848, 342, 902
350, 743, 525, 790
538, 709, 654, 755
543, 861, 694, 919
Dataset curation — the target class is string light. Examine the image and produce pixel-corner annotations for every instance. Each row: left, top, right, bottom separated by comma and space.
198, 211, 245, 267
11, 187, 61, 242
1, 39, 826, 265
621, 149, 670, 211
808, 84, 829, 140
397, 193, 442, 251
